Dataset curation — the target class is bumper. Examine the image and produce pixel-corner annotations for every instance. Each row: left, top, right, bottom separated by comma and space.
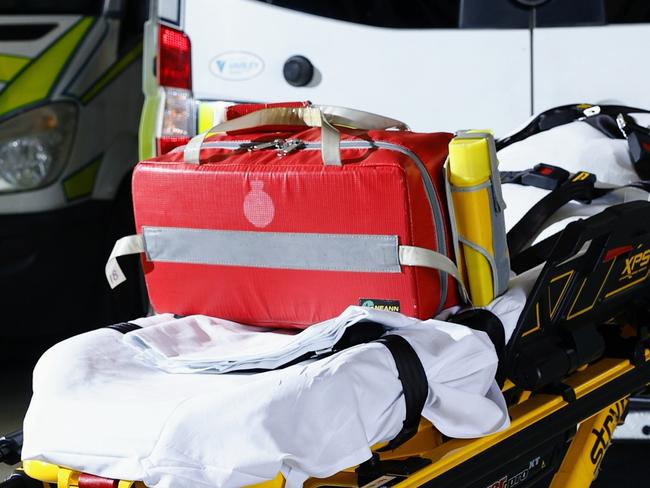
0, 199, 145, 356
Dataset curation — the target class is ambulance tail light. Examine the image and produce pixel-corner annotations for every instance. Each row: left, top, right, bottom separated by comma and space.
157, 25, 191, 90
157, 88, 195, 156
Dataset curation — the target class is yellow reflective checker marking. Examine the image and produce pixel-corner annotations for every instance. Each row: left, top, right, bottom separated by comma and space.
571, 172, 591, 182
522, 302, 541, 337
0, 17, 93, 115
566, 258, 617, 320
198, 102, 218, 132
0, 53, 30, 83
547, 270, 574, 319
63, 156, 102, 200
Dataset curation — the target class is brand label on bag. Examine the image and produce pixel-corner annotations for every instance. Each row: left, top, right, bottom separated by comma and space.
359, 299, 400, 312
210, 51, 264, 80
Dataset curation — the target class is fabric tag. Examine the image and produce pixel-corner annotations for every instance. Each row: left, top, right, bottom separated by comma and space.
359, 299, 401, 313
105, 234, 144, 289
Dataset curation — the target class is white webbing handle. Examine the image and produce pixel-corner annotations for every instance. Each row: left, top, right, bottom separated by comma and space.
105, 235, 144, 289
183, 106, 409, 166
399, 245, 471, 305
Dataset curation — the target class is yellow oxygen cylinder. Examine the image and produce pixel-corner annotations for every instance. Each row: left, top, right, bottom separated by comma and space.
447, 131, 509, 306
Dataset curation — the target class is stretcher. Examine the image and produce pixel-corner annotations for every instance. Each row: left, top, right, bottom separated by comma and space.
3, 198, 650, 488
4, 106, 650, 487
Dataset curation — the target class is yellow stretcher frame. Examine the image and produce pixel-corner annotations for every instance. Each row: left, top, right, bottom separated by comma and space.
20, 348, 649, 488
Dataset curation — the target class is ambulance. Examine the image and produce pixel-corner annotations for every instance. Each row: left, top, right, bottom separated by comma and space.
0, 0, 147, 349
140, 0, 650, 158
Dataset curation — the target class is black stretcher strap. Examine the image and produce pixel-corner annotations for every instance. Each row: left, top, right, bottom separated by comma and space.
496, 104, 650, 152
105, 322, 142, 334
448, 309, 505, 362
0, 430, 23, 466
376, 335, 428, 451
506, 174, 600, 258
502, 164, 650, 260
510, 232, 561, 275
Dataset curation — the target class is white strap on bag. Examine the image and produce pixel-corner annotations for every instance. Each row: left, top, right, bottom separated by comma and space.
183, 105, 409, 166
398, 245, 471, 304
105, 235, 144, 289
315, 105, 409, 131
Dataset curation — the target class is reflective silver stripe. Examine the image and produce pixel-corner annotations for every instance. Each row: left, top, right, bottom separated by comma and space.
142, 226, 401, 273
487, 185, 511, 296
458, 236, 500, 297
449, 180, 492, 192
443, 157, 465, 298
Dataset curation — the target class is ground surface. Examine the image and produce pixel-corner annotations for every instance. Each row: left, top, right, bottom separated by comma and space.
0, 359, 34, 480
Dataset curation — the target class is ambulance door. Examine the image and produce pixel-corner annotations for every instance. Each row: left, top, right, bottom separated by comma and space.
533, 0, 650, 112
185, 0, 531, 135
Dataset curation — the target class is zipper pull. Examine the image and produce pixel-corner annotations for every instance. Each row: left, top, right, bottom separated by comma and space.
238, 142, 257, 151
248, 139, 284, 152
277, 139, 305, 157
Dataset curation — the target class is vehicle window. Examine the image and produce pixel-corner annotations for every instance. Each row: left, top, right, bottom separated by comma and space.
118, 0, 148, 55
0, 0, 103, 15
256, 0, 460, 28
459, 0, 528, 29
605, 0, 650, 24
535, 0, 605, 27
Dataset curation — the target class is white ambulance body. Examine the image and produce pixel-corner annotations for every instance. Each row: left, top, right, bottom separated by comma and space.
142, 0, 650, 159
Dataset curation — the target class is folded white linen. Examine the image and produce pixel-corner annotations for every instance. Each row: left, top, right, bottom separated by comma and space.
22, 307, 509, 488
123, 306, 418, 374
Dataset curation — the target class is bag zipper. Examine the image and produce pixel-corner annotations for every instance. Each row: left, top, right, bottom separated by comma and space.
199, 138, 449, 310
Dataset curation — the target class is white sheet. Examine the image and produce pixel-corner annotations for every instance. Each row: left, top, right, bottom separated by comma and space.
124, 307, 415, 374
22, 308, 509, 488
123, 288, 533, 375
497, 118, 650, 241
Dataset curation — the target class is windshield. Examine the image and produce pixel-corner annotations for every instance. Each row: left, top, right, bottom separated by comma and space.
0, 0, 103, 15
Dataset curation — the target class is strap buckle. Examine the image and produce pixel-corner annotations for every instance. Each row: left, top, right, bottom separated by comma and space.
502, 164, 570, 190
569, 171, 596, 184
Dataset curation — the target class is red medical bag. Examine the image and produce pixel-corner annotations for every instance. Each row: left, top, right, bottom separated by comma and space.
122, 104, 460, 328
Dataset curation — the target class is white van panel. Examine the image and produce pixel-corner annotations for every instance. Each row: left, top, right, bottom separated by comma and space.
185, 0, 531, 135
534, 24, 650, 112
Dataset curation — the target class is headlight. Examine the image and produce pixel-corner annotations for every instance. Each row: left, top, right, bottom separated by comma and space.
0, 103, 77, 192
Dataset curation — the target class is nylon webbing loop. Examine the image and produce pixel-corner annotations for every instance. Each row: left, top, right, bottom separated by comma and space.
376, 335, 428, 451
